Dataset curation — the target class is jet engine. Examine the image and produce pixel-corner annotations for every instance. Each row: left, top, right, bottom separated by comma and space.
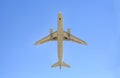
50, 28, 53, 37
68, 28, 71, 37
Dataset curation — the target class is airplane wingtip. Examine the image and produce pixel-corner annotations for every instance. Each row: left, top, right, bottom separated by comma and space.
85, 43, 88, 46
34, 43, 38, 46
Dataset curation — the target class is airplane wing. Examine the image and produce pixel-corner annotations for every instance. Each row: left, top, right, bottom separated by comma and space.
63, 32, 87, 45
34, 32, 57, 46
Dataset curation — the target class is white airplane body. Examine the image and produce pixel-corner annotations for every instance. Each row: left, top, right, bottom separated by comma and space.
34, 12, 87, 69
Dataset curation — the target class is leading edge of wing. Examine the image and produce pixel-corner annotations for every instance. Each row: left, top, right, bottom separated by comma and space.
63, 31, 88, 45
34, 32, 57, 46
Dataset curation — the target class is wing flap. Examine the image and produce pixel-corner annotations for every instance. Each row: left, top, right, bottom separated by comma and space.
63, 32, 87, 45
34, 32, 57, 45
70, 35, 87, 45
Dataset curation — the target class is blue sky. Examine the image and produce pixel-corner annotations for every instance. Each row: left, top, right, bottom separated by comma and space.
0, 0, 120, 78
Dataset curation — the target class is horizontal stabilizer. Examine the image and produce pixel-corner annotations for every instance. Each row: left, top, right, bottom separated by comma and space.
51, 61, 70, 68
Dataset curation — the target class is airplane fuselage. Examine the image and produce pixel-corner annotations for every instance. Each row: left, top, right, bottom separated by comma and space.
34, 12, 87, 69
57, 13, 63, 65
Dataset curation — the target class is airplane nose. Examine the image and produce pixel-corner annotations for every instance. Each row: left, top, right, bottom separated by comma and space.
58, 13, 62, 18
58, 11, 62, 16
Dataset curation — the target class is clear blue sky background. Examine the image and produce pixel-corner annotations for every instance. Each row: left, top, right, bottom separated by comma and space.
0, 0, 120, 78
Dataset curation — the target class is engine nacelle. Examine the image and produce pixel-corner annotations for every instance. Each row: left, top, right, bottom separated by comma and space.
50, 28, 53, 33
68, 28, 71, 37
68, 28, 71, 34
50, 28, 53, 37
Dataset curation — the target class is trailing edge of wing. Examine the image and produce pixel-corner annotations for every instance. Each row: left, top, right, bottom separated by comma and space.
63, 32, 88, 45
34, 35, 51, 45
70, 35, 88, 45
34, 32, 57, 46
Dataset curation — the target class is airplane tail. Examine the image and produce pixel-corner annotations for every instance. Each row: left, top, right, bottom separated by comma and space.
51, 61, 70, 69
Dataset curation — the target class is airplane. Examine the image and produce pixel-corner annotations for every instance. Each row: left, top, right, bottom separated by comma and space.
34, 12, 87, 69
